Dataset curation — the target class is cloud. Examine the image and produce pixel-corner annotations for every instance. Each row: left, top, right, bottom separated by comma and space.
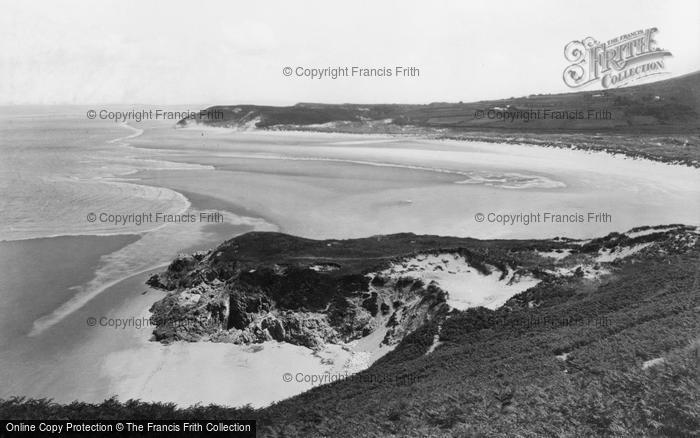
1, 0, 699, 104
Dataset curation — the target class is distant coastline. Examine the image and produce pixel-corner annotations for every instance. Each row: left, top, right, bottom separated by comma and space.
210, 125, 700, 168
178, 71, 700, 168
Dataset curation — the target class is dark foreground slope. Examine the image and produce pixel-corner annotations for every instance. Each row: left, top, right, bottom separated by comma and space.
2, 226, 698, 437
255, 228, 699, 437
179, 72, 700, 166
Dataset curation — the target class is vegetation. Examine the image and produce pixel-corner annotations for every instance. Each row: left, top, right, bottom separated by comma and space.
2, 230, 698, 437
179, 72, 700, 166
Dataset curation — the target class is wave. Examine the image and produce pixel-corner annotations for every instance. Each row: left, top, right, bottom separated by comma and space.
21, 122, 279, 336
0, 121, 219, 242
28, 209, 278, 337
0, 179, 191, 242
454, 172, 566, 189
106, 123, 144, 144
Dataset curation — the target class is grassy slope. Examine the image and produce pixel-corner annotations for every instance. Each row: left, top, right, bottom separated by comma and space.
182, 72, 700, 166
2, 231, 698, 437
206, 231, 566, 276
188, 72, 700, 132
253, 235, 700, 437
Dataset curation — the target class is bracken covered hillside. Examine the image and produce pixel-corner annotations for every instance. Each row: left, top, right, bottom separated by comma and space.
178, 72, 700, 166
3, 225, 698, 437
180, 72, 700, 133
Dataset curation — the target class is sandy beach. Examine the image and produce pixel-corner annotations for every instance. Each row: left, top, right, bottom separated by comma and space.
128, 127, 700, 240
0, 181, 275, 403
78, 127, 700, 408
1, 261, 385, 407
2, 120, 699, 408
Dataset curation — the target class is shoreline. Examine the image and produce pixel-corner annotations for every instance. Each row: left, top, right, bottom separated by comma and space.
197, 125, 700, 168
0, 188, 278, 404
2, 118, 697, 407
0, 233, 142, 347
435, 130, 699, 168
96, 263, 377, 408
123, 125, 700, 240
25, 188, 275, 337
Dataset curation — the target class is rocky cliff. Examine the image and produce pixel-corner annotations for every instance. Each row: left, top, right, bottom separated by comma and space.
145, 225, 698, 356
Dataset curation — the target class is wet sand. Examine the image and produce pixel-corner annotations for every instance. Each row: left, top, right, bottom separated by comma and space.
0, 234, 140, 346
0, 190, 270, 403
128, 128, 700, 240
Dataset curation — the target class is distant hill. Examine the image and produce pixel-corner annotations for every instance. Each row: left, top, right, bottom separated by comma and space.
180, 71, 700, 134
178, 72, 700, 166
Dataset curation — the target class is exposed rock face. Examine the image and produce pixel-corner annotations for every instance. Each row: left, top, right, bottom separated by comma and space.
146, 226, 698, 351
149, 256, 451, 350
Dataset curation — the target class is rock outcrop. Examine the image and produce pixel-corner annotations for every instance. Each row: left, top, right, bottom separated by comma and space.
146, 226, 698, 352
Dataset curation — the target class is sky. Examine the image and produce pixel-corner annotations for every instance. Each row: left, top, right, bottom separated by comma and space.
1, 0, 699, 105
